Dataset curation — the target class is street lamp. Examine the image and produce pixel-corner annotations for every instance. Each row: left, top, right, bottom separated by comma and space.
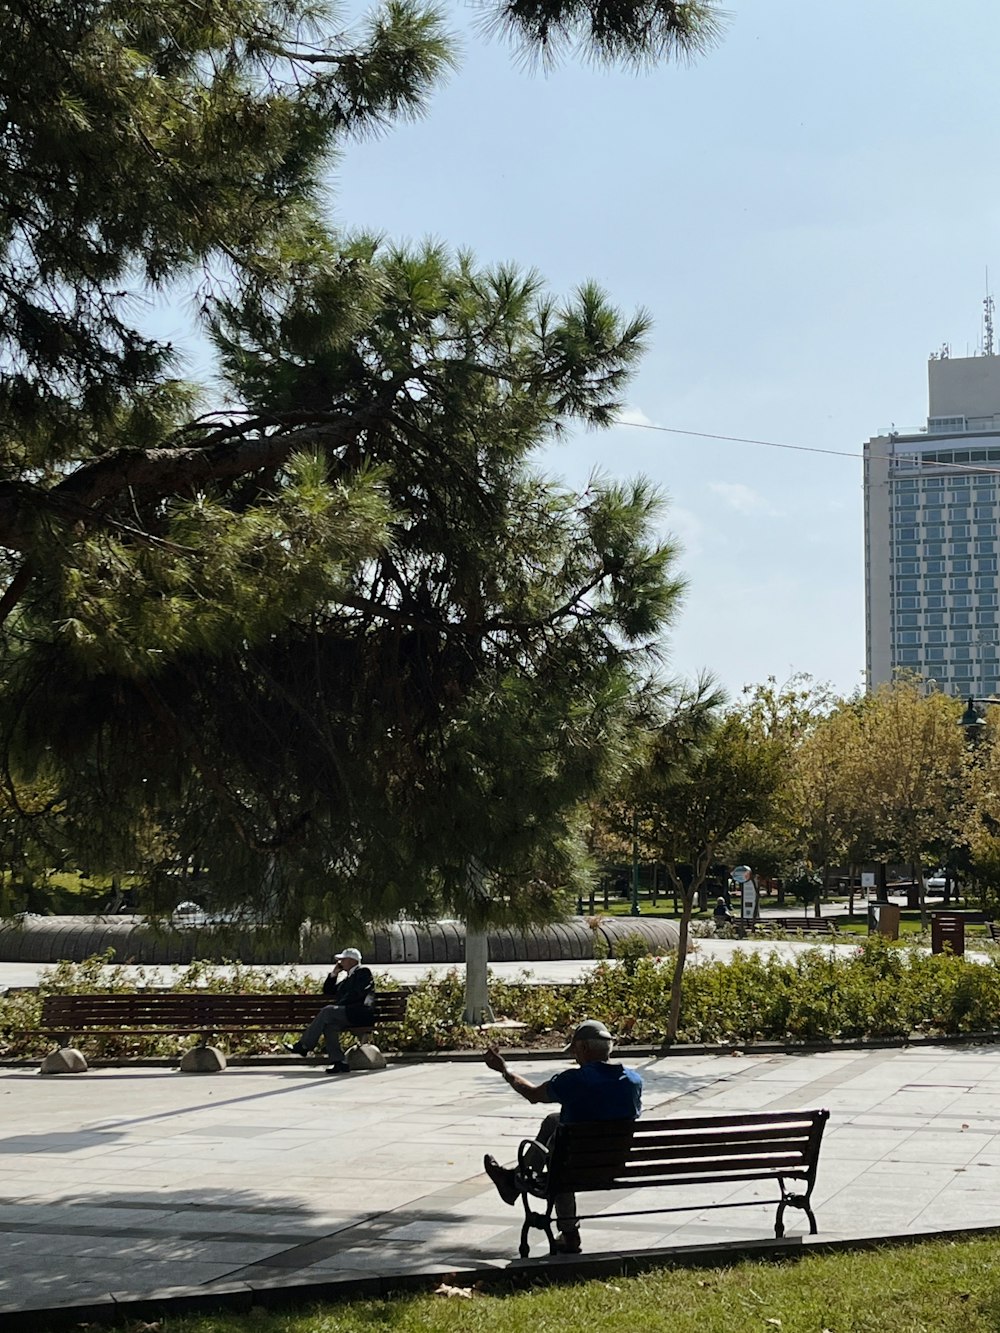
958, 695, 1000, 738
630, 809, 641, 917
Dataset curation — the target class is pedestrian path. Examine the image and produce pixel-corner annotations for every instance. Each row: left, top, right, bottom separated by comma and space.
3, 1041, 1000, 1320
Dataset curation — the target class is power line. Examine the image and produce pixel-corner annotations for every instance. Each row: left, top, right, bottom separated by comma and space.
618, 419, 861, 460
616, 418, 1000, 478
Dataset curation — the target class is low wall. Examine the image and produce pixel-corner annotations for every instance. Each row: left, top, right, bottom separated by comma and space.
0, 914, 680, 966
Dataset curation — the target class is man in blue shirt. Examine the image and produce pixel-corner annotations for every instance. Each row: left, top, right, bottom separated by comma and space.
483, 1019, 642, 1254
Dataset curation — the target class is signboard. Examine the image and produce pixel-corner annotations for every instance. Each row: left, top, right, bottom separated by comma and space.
861, 872, 875, 889
741, 879, 758, 920
731, 867, 756, 920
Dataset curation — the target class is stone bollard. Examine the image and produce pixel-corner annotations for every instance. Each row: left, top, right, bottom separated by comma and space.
40, 1048, 88, 1075
179, 1045, 227, 1073
347, 1043, 386, 1071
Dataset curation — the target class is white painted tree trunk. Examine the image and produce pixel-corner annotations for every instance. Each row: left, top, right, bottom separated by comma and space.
464, 928, 495, 1025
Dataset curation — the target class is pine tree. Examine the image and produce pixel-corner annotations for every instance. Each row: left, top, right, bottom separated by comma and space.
0, 0, 721, 924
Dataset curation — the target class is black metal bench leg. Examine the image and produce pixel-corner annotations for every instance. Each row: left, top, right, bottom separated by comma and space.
542, 1202, 558, 1256
517, 1192, 556, 1259
776, 1188, 817, 1238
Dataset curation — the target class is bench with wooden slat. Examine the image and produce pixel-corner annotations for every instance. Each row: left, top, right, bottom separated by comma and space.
750, 917, 839, 936
513, 1107, 829, 1257
36, 989, 409, 1050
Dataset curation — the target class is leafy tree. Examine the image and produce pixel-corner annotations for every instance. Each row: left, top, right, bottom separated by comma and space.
845, 681, 969, 922
729, 675, 840, 909
786, 703, 865, 915
629, 690, 786, 1042
953, 711, 1000, 910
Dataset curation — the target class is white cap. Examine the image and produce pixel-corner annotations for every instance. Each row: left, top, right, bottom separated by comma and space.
335, 947, 362, 963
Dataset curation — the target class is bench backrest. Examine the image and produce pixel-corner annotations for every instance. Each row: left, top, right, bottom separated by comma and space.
549, 1108, 829, 1195
40, 989, 409, 1029
756, 918, 836, 933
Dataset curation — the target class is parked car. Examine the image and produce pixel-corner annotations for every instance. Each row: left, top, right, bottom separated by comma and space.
170, 900, 253, 928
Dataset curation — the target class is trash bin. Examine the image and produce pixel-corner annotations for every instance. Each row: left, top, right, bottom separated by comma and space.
931, 913, 965, 956
868, 903, 900, 940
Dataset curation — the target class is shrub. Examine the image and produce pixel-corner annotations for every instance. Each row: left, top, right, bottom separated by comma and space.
8, 942, 1000, 1060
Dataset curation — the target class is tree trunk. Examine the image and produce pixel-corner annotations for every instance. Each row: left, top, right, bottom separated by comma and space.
876, 861, 889, 905
816, 863, 828, 918
464, 928, 494, 1025
665, 889, 693, 1044
914, 860, 927, 929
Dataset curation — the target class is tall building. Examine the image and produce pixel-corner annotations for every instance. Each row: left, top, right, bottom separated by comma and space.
864, 353, 1000, 697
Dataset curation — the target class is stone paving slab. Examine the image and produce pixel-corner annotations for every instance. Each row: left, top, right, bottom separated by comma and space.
3, 1042, 1000, 1318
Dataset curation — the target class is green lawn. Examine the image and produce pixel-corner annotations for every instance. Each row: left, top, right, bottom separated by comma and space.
590, 898, 975, 941
61, 1235, 1000, 1333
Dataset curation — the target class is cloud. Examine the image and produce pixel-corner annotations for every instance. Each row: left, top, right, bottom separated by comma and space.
707, 481, 782, 517
666, 505, 704, 558
615, 405, 657, 428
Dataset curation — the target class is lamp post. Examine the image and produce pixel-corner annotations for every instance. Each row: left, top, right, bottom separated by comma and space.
958, 695, 1000, 740
630, 809, 641, 917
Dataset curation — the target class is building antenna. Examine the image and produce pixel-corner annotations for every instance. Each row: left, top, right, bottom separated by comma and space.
985, 267, 995, 356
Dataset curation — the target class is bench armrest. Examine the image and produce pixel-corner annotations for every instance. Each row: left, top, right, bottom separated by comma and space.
516, 1136, 551, 1195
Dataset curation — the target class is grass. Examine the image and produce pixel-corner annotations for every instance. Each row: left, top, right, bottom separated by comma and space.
45, 1235, 1000, 1333
592, 898, 973, 940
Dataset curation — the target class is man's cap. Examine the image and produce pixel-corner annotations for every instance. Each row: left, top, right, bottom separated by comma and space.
335, 947, 362, 962
564, 1019, 613, 1050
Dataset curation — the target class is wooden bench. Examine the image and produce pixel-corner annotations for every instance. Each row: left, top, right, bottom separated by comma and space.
514, 1107, 829, 1257
751, 917, 839, 936
989, 922, 1000, 943
36, 989, 409, 1062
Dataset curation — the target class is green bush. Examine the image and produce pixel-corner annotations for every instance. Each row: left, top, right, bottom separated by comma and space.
8, 940, 1000, 1061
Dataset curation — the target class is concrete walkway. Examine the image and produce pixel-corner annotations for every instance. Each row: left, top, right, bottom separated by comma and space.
4, 1039, 1000, 1322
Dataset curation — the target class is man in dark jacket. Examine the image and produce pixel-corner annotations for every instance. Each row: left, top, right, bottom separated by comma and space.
285, 947, 376, 1074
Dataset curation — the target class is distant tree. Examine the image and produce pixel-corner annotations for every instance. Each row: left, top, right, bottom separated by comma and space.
729, 675, 840, 908
631, 692, 786, 1042
850, 681, 969, 922
786, 704, 863, 915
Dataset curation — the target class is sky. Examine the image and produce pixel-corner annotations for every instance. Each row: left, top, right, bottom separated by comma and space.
157, 0, 1000, 701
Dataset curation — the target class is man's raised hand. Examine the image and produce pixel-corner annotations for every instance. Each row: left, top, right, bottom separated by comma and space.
483, 1046, 506, 1073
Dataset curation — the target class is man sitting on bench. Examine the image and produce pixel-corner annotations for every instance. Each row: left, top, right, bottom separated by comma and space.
482, 1018, 642, 1254
285, 947, 375, 1074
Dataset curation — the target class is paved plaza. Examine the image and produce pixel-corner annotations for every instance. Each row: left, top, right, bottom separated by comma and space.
4, 1037, 1000, 1320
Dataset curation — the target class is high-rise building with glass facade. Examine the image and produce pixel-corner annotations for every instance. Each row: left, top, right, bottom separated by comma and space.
865, 354, 1000, 696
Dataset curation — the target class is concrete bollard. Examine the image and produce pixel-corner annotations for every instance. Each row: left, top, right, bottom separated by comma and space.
40, 1048, 88, 1075
347, 1043, 386, 1071
179, 1045, 227, 1073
